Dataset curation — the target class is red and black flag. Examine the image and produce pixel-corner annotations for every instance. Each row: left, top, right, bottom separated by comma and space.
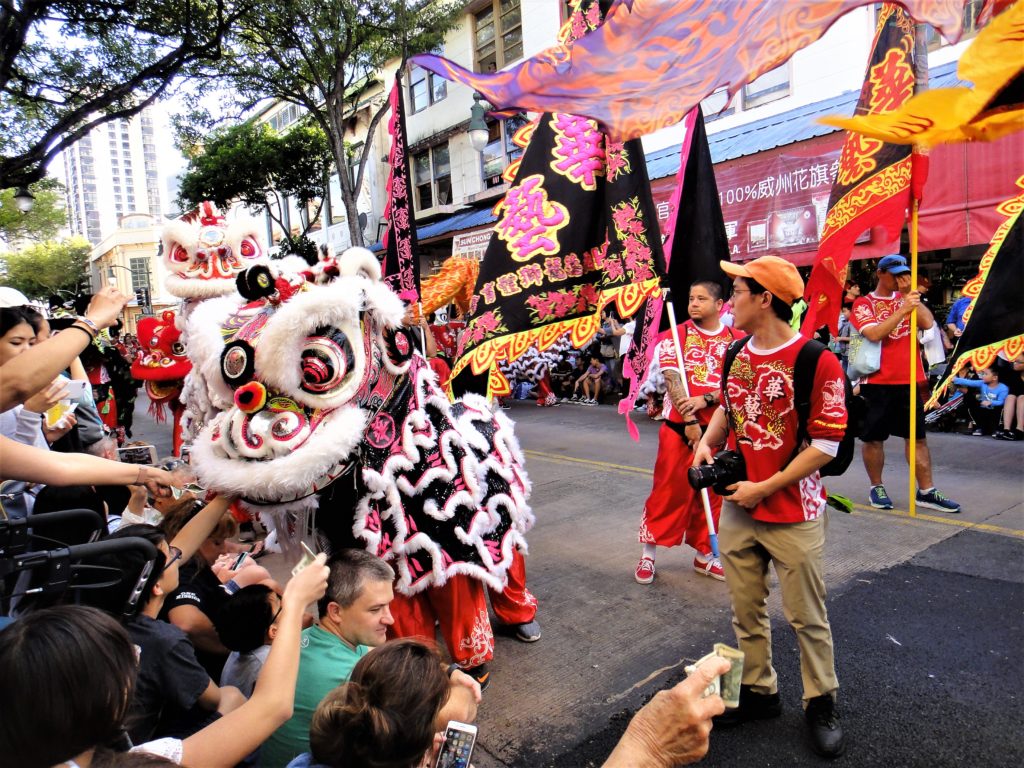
927, 176, 1024, 407
451, 0, 662, 398
381, 73, 420, 303
801, 3, 919, 336
617, 106, 730, 434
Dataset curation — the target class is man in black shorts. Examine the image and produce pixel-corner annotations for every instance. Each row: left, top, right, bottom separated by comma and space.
850, 255, 961, 512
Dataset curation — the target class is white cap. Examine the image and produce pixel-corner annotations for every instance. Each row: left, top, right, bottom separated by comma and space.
0, 286, 30, 308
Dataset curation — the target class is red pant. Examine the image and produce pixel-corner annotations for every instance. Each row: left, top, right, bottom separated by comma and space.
489, 549, 537, 625
389, 550, 537, 666
638, 423, 720, 555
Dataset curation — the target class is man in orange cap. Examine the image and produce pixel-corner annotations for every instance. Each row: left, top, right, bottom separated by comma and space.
692, 255, 848, 758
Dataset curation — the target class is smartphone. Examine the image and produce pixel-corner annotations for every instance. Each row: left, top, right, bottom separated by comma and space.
435, 721, 477, 768
64, 379, 89, 400
232, 551, 249, 570
118, 444, 158, 465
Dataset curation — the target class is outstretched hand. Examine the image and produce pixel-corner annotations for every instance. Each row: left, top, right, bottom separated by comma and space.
604, 656, 730, 767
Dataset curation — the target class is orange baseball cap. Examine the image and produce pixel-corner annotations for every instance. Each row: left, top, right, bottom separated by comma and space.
719, 255, 804, 305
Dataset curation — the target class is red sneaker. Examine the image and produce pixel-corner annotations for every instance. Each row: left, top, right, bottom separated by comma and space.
634, 556, 656, 584
694, 553, 725, 581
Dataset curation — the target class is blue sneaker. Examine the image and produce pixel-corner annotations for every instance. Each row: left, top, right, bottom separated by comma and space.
916, 488, 961, 513
869, 485, 894, 510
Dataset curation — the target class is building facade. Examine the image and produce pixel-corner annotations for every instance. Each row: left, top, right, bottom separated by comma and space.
62, 106, 165, 247
88, 213, 175, 334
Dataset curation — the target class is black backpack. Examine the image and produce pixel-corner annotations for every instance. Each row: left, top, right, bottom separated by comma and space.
721, 337, 864, 477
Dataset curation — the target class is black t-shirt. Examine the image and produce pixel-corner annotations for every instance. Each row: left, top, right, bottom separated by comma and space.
126, 614, 212, 743
160, 561, 230, 679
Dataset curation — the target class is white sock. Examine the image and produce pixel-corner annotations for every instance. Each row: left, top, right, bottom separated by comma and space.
642, 543, 657, 560
919, 486, 935, 494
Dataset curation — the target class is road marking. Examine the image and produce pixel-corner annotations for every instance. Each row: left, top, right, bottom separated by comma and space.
523, 449, 1024, 540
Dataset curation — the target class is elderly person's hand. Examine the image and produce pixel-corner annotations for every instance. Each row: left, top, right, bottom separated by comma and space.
603, 656, 730, 767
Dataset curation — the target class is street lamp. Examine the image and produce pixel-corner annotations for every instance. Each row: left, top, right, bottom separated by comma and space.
13, 186, 35, 213
468, 93, 491, 153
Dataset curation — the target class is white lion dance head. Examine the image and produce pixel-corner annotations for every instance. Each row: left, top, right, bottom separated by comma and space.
184, 249, 533, 593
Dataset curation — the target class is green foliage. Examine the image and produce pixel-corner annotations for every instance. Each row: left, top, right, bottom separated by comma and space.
1, 1, 236, 187
276, 234, 319, 265
0, 238, 91, 300
0, 179, 66, 244
178, 119, 333, 235
179, 0, 462, 245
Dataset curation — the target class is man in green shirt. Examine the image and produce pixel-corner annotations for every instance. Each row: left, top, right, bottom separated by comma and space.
260, 549, 396, 768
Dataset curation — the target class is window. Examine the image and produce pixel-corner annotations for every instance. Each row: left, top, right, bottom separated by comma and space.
474, 0, 522, 73
701, 88, 735, 122
743, 64, 789, 107
413, 144, 451, 211
408, 64, 447, 112
129, 257, 149, 292
922, 0, 982, 50
481, 114, 528, 187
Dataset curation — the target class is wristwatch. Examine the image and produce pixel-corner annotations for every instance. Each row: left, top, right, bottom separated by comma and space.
703, 392, 715, 407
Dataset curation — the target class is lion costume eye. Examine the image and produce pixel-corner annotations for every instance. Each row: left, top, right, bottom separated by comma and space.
300, 328, 354, 395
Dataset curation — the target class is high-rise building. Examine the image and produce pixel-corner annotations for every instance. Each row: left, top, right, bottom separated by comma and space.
61, 106, 164, 246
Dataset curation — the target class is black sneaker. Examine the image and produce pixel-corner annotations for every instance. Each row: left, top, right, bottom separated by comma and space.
805, 694, 846, 758
462, 663, 490, 691
713, 684, 782, 728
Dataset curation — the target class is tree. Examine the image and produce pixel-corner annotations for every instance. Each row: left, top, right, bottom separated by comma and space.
0, 1, 238, 189
0, 238, 91, 300
178, 119, 334, 238
189, 0, 462, 247
0, 178, 66, 244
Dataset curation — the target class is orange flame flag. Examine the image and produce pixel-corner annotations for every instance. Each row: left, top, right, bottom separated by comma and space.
801, 3, 921, 336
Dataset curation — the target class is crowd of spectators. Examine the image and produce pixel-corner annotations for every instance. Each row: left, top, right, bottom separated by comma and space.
0, 286, 731, 768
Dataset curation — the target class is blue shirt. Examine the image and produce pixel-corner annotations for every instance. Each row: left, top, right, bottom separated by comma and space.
945, 296, 971, 332
952, 377, 1009, 407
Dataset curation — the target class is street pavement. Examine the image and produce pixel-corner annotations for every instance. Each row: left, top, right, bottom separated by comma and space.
130, 397, 1024, 766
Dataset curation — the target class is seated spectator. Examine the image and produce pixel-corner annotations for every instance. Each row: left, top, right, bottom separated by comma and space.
0, 554, 330, 768
159, 501, 244, 679
571, 354, 608, 405
216, 584, 281, 697
260, 549, 398, 768
289, 638, 476, 768
994, 352, 1024, 441
78, 497, 248, 742
953, 366, 1008, 436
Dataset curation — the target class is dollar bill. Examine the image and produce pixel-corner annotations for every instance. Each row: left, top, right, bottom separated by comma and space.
685, 652, 722, 699
291, 540, 318, 577
713, 643, 745, 708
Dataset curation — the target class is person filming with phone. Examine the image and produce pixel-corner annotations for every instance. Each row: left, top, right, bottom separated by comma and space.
691, 256, 848, 759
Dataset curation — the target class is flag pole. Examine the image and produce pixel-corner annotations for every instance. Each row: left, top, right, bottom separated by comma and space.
664, 289, 719, 558
908, 196, 919, 518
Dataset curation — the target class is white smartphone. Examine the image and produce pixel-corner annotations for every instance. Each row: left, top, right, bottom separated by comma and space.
64, 379, 89, 400
118, 444, 158, 465
435, 721, 477, 768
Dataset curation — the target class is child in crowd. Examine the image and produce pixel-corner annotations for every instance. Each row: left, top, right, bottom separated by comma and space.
216, 585, 281, 697
953, 367, 1008, 436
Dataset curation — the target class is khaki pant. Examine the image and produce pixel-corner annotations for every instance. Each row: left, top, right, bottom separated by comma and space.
719, 501, 838, 701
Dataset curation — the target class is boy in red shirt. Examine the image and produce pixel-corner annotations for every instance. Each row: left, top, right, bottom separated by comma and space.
634, 280, 740, 584
850, 254, 960, 512
693, 255, 847, 758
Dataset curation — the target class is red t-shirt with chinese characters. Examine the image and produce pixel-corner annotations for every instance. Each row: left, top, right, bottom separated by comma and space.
723, 334, 847, 523
850, 291, 926, 385
657, 321, 740, 425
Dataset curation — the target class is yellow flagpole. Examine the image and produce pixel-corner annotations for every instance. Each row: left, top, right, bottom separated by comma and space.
908, 197, 919, 518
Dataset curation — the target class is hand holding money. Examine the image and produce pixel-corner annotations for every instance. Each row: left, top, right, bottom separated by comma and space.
684, 643, 745, 708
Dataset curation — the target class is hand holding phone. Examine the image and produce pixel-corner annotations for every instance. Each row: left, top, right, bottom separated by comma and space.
435, 721, 477, 768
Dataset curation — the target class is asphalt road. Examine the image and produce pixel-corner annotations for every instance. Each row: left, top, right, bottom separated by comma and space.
131, 397, 1024, 766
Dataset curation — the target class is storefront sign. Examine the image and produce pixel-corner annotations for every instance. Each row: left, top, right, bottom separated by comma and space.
451, 228, 494, 260
652, 140, 853, 261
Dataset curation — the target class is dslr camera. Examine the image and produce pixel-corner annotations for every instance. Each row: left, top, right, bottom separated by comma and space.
687, 450, 746, 496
